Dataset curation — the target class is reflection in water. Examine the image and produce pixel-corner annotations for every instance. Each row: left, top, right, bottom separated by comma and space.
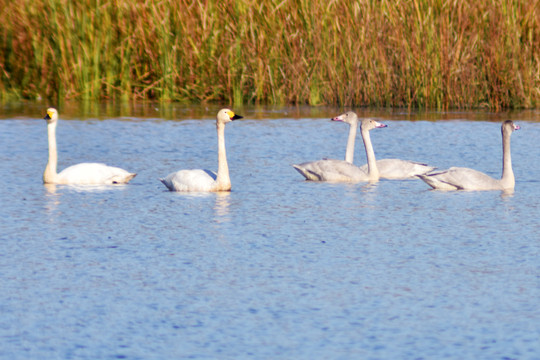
44, 184, 61, 214
213, 192, 231, 223
44, 183, 58, 195
343, 181, 379, 207
500, 189, 516, 214
500, 189, 515, 199
362, 181, 380, 193
43, 183, 130, 221
168, 191, 231, 222
69, 184, 130, 193
45, 183, 128, 194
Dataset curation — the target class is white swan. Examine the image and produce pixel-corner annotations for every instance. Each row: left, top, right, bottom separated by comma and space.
330, 111, 434, 178
160, 108, 242, 192
293, 117, 387, 182
418, 120, 520, 191
43, 108, 136, 185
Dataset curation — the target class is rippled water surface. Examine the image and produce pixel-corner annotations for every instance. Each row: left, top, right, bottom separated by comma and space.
1, 103, 540, 359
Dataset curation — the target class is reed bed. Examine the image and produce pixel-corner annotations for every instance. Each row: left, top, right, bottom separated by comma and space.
0, 0, 538, 109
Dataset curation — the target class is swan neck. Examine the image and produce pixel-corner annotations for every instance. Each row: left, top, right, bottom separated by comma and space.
500, 128, 514, 188
361, 128, 379, 180
44, 122, 58, 183
344, 122, 357, 163
215, 122, 231, 190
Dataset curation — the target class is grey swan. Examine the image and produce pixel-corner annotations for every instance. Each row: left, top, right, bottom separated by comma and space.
293, 116, 387, 182
418, 120, 520, 191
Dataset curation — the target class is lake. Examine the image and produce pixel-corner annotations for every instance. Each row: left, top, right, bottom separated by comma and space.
1, 102, 539, 359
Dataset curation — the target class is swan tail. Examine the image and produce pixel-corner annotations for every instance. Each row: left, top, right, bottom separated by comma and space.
159, 177, 175, 191
292, 164, 321, 181
417, 174, 438, 189
111, 173, 137, 184
417, 174, 458, 191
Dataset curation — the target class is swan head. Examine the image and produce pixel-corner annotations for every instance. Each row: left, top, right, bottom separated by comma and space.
502, 120, 520, 135
361, 118, 387, 131
44, 108, 59, 124
217, 108, 243, 124
331, 111, 358, 125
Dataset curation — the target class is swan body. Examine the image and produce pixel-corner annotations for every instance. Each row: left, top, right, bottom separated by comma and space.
293, 160, 368, 182
161, 169, 219, 192
293, 115, 387, 182
359, 159, 435, 179
43, 108, 136, 185
50, 163, 136, 185
160, 109, 242, 192
418, 120, 520, 191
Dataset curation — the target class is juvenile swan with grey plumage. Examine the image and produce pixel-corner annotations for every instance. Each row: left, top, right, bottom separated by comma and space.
333, 110, 360, 164
293, 116, 387, 182
42, 108, 136, 185
418, 120, 520, 191
333, 111, 435, 179
160, 109, 242, 192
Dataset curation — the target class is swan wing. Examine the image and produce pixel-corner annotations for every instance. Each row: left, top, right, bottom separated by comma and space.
293, 159, 368, 182
418, 167, 501, 190
160, 169, 217, 192
57, 163, 136, 185
359, 159, 435, 179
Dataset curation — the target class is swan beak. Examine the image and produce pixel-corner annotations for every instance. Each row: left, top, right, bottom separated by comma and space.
331, 116, 343, 122
514, 124, 521, 130
374, 121, 387, 128
226, 110, 242, 120
44, 113, 51, 120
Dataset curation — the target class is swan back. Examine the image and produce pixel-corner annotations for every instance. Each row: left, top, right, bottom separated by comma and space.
160, 169, 217, 192
57, 163, 136, 185
293, 160, 368, 182
359, 159, 436, 179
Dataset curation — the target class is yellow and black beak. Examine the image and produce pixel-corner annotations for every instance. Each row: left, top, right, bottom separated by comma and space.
227, 110, 243, 120
44, 113, 51, 120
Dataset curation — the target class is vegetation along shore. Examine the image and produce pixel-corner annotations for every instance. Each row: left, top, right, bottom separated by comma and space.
0, 0, 538, 109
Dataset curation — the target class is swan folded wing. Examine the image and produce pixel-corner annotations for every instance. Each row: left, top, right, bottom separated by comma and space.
293, 159, 368, 182
419, 167, 501, 191
160, 169, 217, 192
359, 159, 435, 179
57, 163, 136, 185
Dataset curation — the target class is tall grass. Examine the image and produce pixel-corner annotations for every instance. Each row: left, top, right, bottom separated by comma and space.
0, 0, 538, 109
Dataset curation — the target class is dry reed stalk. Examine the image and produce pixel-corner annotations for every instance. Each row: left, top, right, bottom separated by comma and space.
0, 0, 537, 109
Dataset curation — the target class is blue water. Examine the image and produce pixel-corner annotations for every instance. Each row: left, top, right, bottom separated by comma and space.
1, 104, 540, 359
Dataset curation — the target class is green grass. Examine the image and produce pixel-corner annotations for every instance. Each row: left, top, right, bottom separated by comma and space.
0, 0, 538, 109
